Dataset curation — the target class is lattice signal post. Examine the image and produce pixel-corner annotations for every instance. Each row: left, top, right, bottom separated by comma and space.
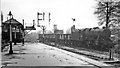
37, 12, 51, 43
37, 12, 45, 27
49, 12, 51, 26
37, 12, 46, 43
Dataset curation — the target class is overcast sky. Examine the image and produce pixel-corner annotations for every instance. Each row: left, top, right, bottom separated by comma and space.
1, 0, 99, 33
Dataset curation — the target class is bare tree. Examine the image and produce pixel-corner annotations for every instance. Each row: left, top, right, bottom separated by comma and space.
94, 0, 120, 29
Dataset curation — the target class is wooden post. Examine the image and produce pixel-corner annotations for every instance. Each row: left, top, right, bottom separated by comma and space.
14, 26, 17, 45
109, 49, 113, 60
42, 26, 45, 43
22, 19, 24, 46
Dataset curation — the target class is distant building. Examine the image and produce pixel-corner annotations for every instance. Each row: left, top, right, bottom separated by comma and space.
46, 30, 53, 34
55, 30, 63, 34
53, 24, 58, 31
2, 17, 23, 42
53, 24, 63, 34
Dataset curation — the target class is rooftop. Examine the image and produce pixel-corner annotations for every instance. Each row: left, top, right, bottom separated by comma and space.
2, 18, 22, 25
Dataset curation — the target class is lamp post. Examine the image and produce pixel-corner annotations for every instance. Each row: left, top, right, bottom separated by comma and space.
8, 11, 13, 54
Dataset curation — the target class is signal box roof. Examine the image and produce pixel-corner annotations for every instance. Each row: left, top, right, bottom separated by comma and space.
3, 18, 22, 25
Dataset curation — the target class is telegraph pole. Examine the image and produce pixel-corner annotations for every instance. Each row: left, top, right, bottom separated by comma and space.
33, 19, 35, 28
8, 11, 13, 54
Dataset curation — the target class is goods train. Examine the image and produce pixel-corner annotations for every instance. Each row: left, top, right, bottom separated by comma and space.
39, 27, 114, 51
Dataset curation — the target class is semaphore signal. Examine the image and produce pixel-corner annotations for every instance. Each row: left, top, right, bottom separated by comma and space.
37, 12, 45, 27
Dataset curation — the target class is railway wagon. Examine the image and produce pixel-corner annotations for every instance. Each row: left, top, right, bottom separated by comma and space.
39, 28, 114, 51
76, 28, 113, 51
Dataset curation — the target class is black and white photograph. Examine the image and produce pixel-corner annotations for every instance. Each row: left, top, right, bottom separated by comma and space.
1, 0, 120, 68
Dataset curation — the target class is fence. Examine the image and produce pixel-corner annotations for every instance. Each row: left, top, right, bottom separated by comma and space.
39, 33, 114, 52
